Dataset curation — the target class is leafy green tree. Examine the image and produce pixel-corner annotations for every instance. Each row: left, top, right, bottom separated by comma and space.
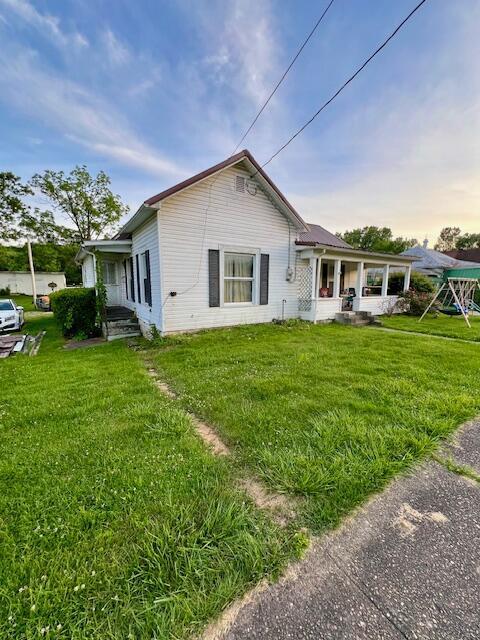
455, 232, 480, 250
0, 172, 33, 241
30, 166, 128, 242
434, 227, 461, 251
337, 226, 417, 254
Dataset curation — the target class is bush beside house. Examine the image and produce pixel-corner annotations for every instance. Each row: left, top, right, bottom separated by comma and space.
50, 288, 98, 338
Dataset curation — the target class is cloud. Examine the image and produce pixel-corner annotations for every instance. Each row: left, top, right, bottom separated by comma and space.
186, 0, 286, 154
0, 49, 189, 180
0, 0, 88, 49
102, 28, 130, 66
286, 3, 480, 242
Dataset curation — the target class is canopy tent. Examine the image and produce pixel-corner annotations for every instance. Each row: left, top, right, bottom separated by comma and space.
419, 277, 480, 327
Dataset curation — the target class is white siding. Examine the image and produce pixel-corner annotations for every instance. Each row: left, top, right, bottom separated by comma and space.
353, 295, 400, 315
158, 165, 299, 333
128, 215, 162, 332
81, 255, 95, 288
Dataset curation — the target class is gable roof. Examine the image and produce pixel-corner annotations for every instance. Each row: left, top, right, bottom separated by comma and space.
118, 149, 308, 237
296, 223, 352, 249
401, 245, 480, 271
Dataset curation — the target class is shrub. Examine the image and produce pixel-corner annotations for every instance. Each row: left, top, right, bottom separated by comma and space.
50, 287, 98, 337
398, 289, 437, 316
0, 286, 11, 296
389, 270, 435, 294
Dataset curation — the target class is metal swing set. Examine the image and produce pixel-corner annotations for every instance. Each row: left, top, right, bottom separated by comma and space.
419, 277, 480, 328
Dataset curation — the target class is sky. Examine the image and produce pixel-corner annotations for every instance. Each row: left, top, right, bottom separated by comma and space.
0, 0, 478, 243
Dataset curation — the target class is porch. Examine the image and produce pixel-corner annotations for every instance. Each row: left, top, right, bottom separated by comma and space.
76, 240, 132, 307
297, 247, 414, 323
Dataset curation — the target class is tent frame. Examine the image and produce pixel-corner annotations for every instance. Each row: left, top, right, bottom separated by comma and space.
419, 277, 480, 328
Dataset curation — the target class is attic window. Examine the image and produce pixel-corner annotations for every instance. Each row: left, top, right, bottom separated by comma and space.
235, 175, 245, 193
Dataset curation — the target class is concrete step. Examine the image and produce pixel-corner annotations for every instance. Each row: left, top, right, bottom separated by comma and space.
107, 324, 141, 337
335, 311, 376, 327
107, 332, 141, 342
105, 318, 139, 329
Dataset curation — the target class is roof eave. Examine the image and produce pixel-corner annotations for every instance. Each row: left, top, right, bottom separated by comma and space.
296, 243, 418, 261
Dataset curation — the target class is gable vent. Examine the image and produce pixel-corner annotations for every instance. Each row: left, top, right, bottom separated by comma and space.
235, 175, 245, 193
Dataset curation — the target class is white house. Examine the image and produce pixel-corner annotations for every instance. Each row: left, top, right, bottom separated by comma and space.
77, 150, 415, 336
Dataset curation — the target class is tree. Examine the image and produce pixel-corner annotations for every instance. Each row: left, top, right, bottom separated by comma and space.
0, 172, 33, 241
455, 232, 480, 250
30, 166, 128, 242
434, 227, 461, 251
337, 226, 417, 254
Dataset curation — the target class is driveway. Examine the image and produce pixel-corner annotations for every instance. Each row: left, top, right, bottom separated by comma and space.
207, 421, 480, 640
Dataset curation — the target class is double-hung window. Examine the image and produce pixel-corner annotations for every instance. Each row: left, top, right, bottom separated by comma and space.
223, 252, 255, 304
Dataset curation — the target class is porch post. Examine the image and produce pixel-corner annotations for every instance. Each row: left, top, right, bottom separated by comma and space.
333, 259, 341, 298
404, 265, 411, 291
381, 264, 390, 297
309, 257, 317, 300
316, 257, 322, 298
356, 262, 364, 298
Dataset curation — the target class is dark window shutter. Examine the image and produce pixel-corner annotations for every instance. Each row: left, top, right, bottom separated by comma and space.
129, 257, 135, 302
144, 250, 152, 306
208, 249, 220, 307
123, 260, 128, 299
259, 254, 269, 305
136, 254, 141, 303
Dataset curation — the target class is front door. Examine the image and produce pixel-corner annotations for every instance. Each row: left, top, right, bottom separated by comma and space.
102, 261, 121, 305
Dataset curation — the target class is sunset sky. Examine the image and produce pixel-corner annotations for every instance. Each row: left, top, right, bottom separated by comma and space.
0, 0, 478, 242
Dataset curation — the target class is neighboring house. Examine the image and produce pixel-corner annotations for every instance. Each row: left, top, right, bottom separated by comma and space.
0, 271, 67, 296
401, 241, 480, 284
77, 150, 415, 336
444, 248, 480, 263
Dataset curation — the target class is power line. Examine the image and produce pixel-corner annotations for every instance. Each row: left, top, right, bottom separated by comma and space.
231, 0, 336, 155
258, 0, 429, 171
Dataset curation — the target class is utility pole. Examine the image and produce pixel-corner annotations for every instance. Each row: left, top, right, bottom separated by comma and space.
27, 239, 37, 307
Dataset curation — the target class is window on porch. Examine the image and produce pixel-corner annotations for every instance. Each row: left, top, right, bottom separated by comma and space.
363, 266, 383, 297
318, 260, 339, 298
387, 267, 407, 295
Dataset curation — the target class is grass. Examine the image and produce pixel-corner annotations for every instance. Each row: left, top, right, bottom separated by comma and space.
0, 316, 303, 639
10, 294, 37, 312
381, 313, 480, 341
432, 454, 480, 484
148, 321, 480, 532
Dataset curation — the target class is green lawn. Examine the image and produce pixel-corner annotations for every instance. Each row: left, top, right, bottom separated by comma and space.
381, 313, 480, 341
10, 294, 37, 312
0, 317, 301, 639
149, 321, 480, 531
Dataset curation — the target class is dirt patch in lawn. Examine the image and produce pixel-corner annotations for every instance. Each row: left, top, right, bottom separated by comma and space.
138, 349, 298, 525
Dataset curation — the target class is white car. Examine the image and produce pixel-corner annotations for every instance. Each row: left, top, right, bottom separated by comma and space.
0, 299, 25, 332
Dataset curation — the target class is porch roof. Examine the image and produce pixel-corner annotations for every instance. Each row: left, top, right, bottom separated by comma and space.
76, 240, 132, 262
296, 243, 417, 265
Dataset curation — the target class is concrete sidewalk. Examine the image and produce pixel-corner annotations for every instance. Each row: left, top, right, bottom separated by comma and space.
207, 422, 480, 640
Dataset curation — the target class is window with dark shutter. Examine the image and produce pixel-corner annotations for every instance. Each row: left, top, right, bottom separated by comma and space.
143, 250, 152, 306
259, 254, 269, 305
136, 254, 141, 304
129, 257, 135, 302
123, 260, 128, 299
208, 249, 220, 307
